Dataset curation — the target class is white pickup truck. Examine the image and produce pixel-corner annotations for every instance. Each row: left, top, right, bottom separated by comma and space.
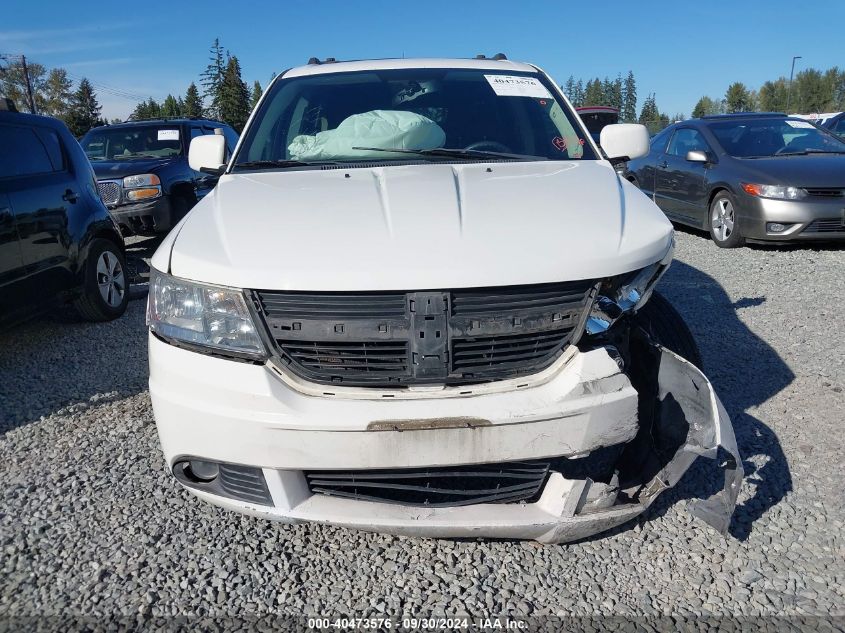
146, 56, 741, 543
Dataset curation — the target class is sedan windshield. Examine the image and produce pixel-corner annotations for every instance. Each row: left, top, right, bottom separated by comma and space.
234, 68, 595, 169
707, 118, 845, 158
81, 125, 183, 161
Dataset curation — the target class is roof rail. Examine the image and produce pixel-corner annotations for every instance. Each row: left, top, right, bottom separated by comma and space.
307, 57, 338, 65
475, 53, 508, 60
121, 115, 226, 124
700, 112, 786, 119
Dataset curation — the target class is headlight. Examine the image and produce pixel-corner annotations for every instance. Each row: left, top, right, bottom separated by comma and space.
741, 183, 805, 200
123, 173, 162, 202
585, 241, 673, 335
147, 269, 266, 360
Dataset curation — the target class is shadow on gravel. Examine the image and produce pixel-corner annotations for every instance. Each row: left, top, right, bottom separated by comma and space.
639, 258, 795, 542
0, 235, 161, 434
673, 223, 845, 252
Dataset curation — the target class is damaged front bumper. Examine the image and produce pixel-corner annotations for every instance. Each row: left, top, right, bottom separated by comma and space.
150, 331, 742, 544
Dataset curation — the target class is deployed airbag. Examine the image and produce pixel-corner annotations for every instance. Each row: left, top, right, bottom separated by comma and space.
288, 110, 446, 161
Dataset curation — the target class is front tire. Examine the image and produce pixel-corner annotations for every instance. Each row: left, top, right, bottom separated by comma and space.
72, 238, 129, 322
634, 291, 703, 370
708, 191, 745, 248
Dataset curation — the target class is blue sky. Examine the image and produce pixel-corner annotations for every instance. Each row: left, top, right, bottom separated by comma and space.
3, 0, 843, 120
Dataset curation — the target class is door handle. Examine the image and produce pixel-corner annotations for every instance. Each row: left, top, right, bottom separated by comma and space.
62, 189, 79, 203
658, 161, 669, 169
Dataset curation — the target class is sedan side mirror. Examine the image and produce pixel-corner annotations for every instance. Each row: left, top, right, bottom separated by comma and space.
189, 135, 226, 175
599, 124, 650, 165
686, 150, 709, 163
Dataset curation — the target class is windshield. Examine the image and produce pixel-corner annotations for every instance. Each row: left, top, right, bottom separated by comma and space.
234, 68, 596, 169
81, 125, 183, 161
707, 118, 845, 158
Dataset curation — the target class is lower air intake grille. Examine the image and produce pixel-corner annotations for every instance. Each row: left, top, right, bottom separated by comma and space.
305, 460, 551, 507
276, 340, 410, 381
218, 464, 273, 506
97, 180, 121, 206
803, 218, 845, 233
451, 328, 573, 373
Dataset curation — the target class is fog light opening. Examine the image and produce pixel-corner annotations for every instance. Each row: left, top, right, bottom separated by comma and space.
767, 222, 788, 233
183, 460, 219, 483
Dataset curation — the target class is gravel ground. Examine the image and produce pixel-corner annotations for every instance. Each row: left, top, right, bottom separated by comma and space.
1, 230, 843, 626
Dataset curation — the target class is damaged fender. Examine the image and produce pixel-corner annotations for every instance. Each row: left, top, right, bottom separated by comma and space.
638, 347, 744, 535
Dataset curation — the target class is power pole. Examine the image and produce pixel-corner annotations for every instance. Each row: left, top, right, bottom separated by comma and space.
20, 55, 37, 114
786, 55, 802, 114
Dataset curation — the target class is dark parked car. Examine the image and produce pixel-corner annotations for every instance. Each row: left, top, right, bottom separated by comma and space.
80, 118, 238, 235
822, 112, 845, 138
0, 100, 128, 325
576, 106, 619, 145
625, 113, 845, 247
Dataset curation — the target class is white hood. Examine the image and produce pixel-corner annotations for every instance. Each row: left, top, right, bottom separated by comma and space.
163, 160, 673, 291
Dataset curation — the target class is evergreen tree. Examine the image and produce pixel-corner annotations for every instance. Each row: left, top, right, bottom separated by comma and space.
601, 77, 613, 105
42, 68, 73, 120
638, 93, 658, 124
183, 82, 203, 117
131, 97, 162, 121
563, 75, 576, 102
65, 78, 102, 137
200, 38, 226, 119
724, 82, 752, 113
573, 79, 584, 107
219, 55, 250, 132
583, 78, 604, 106
609, 75, 624, 111
622, 71, 637, 122
250, 80, 263, 110
692, 96, 715, 118
161, 94, 181, 117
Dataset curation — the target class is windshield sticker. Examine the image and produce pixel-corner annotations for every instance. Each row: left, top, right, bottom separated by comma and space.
157, 129, 180, 141
485, 75, 552, 98
552, 136, 567, 151
785, 120, 815, 129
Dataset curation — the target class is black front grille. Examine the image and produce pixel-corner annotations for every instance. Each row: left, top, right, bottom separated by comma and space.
803, 218, 845, 233
804, 188, 844, 198
451, 328, 573, 373
278, 340, 409, 379
305, 460, 550, 507
254, 280, 595, 387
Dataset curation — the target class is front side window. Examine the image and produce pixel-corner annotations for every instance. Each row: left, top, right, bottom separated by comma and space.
80, 125, 183, 161
707, 118, 845, 157
0, 125, 58, 178
666, 128, 709, 157
234, 68, 595, 169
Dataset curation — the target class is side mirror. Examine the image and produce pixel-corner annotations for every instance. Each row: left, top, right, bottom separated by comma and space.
686, 150, 709, 163
189, 135, 226, 174
600, 124, 650, 164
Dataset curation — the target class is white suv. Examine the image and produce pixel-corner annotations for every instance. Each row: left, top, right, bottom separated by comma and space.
147, 57, 742, 543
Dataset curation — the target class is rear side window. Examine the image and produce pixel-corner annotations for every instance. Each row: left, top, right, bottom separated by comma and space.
0, 125, 59, 178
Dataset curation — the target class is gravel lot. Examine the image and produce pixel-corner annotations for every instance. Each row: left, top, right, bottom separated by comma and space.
1, 230, 843, 624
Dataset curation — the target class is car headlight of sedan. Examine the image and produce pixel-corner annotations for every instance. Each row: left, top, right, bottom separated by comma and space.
147, 269, 266, 360
123, 173, 162, 202
741, 183, 806, 200
585, 241, 673, 335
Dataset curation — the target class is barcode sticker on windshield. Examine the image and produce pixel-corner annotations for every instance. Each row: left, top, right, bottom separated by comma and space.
158, 129, 180, 140
785, 120, 814, 129
485, 75, 552, 98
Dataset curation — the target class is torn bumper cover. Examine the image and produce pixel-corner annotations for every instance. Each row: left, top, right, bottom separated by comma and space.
151, 333, 742, 544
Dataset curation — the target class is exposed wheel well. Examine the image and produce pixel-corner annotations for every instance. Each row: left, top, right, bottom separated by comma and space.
707, 187, 730, 208
92, 227, 124, 251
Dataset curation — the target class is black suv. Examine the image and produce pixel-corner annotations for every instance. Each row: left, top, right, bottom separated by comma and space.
80, 118, 238, 235
0, 99, 128, 325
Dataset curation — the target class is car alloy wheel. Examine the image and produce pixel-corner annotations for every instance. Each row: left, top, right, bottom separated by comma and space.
711, 198, 735, 242
96, 250, 126, 308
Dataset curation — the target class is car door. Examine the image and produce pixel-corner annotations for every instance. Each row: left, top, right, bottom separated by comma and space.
655, 127, 711, 225
0, 190, 24, 312
0, 122, 76, 301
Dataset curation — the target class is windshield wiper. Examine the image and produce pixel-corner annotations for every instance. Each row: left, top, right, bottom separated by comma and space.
233, 159, 341, 171
351, 146, 547, 161
775, 150, 845, 156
